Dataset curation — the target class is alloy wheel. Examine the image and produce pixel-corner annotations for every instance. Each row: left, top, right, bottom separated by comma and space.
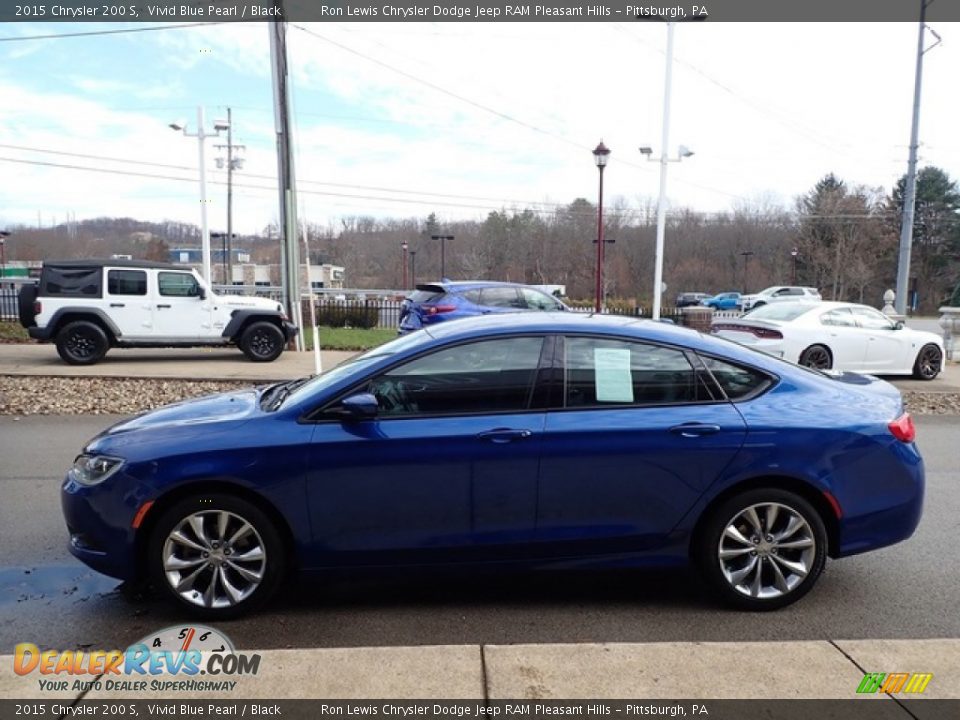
162, 510, 267, 609
717, 502, 816, 600
801, 346, 831, 370
917, 345, 942, 380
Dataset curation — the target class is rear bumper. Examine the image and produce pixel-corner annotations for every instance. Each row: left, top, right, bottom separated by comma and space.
28, 326, 53, 341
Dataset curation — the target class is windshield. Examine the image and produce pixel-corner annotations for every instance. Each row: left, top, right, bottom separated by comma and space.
279, 330, 433, 407
743, 304, 816, 322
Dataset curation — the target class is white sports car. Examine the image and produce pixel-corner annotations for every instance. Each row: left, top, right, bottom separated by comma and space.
711, 301, 945, 379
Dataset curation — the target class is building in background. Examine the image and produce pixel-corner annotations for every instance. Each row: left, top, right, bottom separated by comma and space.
169, 247, 345, 290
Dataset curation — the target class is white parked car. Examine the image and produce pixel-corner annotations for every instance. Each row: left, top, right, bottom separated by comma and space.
740, 286, 821, 312
711, 301, 944, 379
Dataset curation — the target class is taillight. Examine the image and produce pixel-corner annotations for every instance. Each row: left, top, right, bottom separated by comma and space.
425, 304, 456, 315
712, 323, 783, 339
888, 413, 916, 443
34, 301, 42, 315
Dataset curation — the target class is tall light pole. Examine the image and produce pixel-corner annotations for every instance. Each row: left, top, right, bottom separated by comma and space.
431, 234, 454, 279
592, 141, 610, 313
169, 107, 225, 284
409, 250, 417, 289
741, 251, 754, 294
895, 2, 940, 315
791, 248, 799, 285
401, 240, 409, 289
214, 107, 245, 286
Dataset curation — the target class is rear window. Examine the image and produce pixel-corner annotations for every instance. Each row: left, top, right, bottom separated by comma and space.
40, 266, 101, 297
744, 303, 815, 321
408, 290, 446, 304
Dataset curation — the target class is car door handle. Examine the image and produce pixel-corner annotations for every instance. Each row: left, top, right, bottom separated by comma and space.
109, 303, 125, 308
157, 304, 172, 309
669, 423, 721, 438
477, 428, 533, 443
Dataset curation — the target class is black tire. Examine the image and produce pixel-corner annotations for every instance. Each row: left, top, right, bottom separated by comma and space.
55, 320, 109, 365
696, 488, 827, 611
17, 283, 39, 328
148, 493, 285, 619
798, 344, 833, 371
912, 343, 942, 381
239, 321, 285, 362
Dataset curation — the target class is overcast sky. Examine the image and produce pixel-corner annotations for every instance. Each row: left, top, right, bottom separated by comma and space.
1, 21, 958, 235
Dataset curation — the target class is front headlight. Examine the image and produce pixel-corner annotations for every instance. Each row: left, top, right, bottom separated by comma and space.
69, 455, 125, 486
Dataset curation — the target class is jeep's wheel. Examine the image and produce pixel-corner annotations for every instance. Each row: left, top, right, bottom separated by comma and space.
55, 321, 109, 365
149, 494, 284, 618
240, 321, 285, 362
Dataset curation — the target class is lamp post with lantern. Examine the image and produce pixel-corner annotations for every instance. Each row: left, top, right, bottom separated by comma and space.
592, 141, 610, 313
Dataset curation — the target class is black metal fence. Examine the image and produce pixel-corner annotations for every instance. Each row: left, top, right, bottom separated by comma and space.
0, 280, 34, 322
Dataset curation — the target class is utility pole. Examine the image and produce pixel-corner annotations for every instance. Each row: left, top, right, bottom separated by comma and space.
269, 14, 303, 349
409, 250, 417, 289
895, 1, 940, 315
215, 107, 245, 286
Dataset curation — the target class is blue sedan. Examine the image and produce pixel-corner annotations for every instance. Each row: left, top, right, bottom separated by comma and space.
62, 313, 923, 617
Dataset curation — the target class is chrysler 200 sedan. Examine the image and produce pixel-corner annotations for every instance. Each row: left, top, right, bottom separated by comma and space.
62, 313, 924, 617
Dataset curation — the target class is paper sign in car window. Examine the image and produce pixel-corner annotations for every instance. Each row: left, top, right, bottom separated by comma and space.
594, 347, 634, 403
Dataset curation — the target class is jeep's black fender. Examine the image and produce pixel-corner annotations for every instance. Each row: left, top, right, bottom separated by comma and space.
222, 309, 290, 341
29, 307, 122, 342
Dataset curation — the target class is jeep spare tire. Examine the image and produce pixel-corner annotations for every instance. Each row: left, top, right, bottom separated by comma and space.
17, 283, 39, 328
240, 321, 285, 362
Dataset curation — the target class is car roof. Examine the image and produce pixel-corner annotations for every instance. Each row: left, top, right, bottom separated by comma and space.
417, 280, 542, 292
42, 258, 185, 271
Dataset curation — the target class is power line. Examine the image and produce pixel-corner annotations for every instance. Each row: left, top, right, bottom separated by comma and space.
0, 22, 225, 43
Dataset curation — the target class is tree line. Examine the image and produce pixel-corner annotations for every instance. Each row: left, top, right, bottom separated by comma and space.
5, 166, 958, 313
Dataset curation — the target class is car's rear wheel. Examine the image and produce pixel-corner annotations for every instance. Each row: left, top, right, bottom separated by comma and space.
697, 489, 827, 610
55, 320, 109, 365
149, 494, 284, 618
912, 343, 942, 381
799, 344, 832, 370
239, 321, 285, 362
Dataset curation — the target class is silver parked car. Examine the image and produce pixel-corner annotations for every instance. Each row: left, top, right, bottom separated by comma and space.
740, 286, 821, 312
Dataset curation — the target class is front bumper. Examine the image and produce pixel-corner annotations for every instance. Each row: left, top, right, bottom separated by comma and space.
282, 321, 299, 342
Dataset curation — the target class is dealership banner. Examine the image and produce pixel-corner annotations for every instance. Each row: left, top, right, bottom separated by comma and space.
2, 0, 958, 23
3, 700, 960, 719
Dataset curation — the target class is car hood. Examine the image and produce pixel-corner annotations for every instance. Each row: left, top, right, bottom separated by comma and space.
216, 294, 283, 313
96, 389, 260, 438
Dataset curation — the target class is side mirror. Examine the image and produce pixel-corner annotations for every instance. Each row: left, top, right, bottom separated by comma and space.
198, 287, 207, 300
339, 392, 379, 420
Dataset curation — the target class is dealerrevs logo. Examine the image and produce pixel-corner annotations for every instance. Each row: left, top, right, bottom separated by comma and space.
14, 625, 259, 693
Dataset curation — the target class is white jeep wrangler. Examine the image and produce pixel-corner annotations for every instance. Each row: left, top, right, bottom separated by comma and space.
18, 259, 298, 365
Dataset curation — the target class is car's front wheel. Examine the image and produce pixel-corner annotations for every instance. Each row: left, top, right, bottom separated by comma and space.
55, 320, 109, 365
149, 494, 285, 618
239, 321, 285, 362
912, 343, 942, 381
697, 489, 827, 611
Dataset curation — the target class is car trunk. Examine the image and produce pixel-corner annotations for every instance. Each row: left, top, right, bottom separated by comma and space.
400, 284, 451, 330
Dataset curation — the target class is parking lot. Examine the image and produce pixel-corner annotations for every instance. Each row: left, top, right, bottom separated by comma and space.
1, 412, 957, 654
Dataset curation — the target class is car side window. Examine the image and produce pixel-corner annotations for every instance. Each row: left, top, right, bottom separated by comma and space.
158, 272, 200, 297
366, 337, 544, 416
564, 337, 701, 408
480, 287, 522, 308
520, 288, 561, 311
700, 356, 773, 400
820, 308, 856, 327
107, 270, 147, 296
851, 307, 895, 330
460, 289, 483, 304
40, 266, 100, 296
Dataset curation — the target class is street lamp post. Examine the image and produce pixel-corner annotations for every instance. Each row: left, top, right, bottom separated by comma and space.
741, 251, 755, 294
409, 250, 417, 289
430, 234, 454, 279
592, 141, 610, 313
791, 248, 799, 285
401, 241, 409, 289
169, 106, 227, 284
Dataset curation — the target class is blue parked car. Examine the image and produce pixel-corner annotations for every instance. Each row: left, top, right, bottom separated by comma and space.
702, 292, 742, 310
62, 313, 923, 617
398, 281, 568, 334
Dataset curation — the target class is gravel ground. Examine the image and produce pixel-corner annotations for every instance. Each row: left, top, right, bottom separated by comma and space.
1, 375, 959, 416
